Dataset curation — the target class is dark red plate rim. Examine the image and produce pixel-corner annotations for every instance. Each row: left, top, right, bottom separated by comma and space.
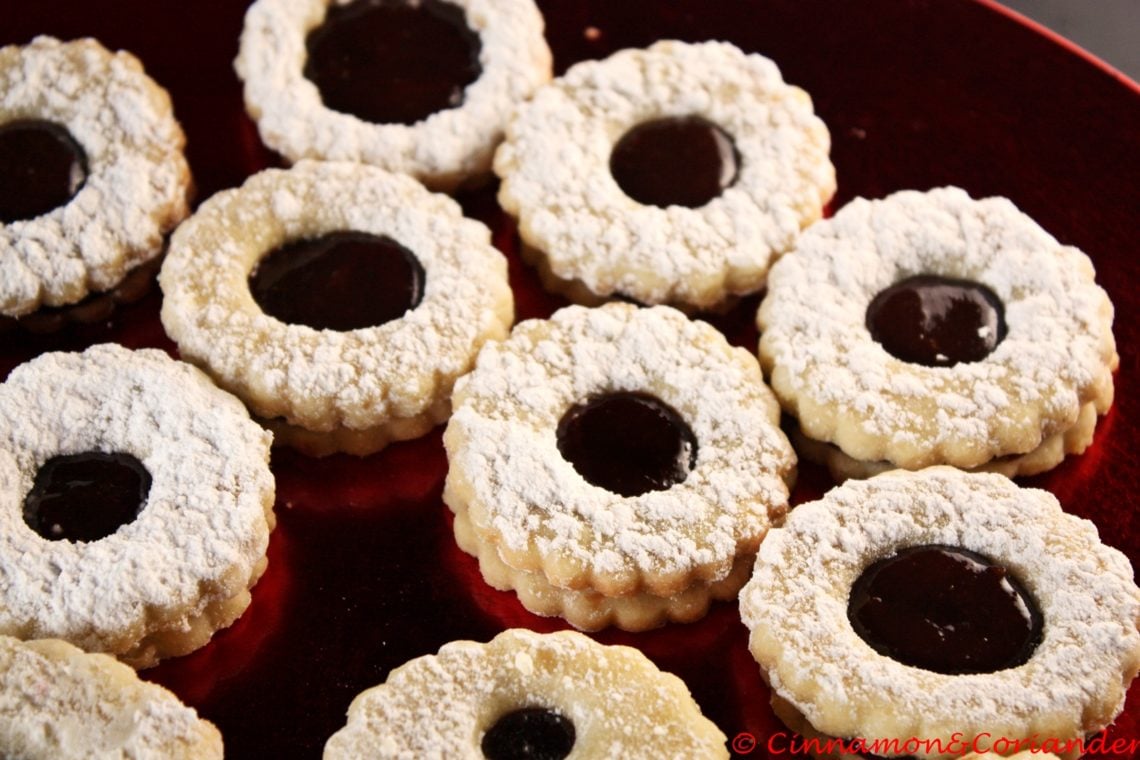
1, 1, 1138, 758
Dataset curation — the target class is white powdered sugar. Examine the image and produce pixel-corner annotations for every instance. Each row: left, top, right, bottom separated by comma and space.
0, 636, 223, 759
758, 186, 1117, 470
323, 628, 728, 759
0, 36, 191, 317
495, 39, 835, 310
0, 344, 275, 669
740, 467, 1140, 757
159, 161, 513, 456
235, 0, 551, 192
444, 302, 795, 600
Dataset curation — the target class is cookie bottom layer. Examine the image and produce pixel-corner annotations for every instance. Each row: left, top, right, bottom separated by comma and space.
261, 396, 450, 458
793, 401, 1099, 482
123, 553, 269, 670
452, 506, 751, 631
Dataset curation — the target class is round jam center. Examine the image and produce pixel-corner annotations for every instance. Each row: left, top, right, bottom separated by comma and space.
481, 708, 575, 760
23, 452, 152, 543
304, 0, 482, 125
556, 391, 697, 497
250, 231, 425, 331
848, 544, 1043, 675
866, 274, 1006, 367
0, 119, 87, 224
609, 116, 739, 208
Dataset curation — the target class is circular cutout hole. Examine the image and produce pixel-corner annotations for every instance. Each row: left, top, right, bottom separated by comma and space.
847, 544, 1043, 674
865, 274, 1006, 367
0, 119, 88, 224
304, 0, 482, 125
481, 707, 575, 760
556, 391, 697, 497
610, 115, 739, 208
23, 452, 152, 543
250, 231, 426, 331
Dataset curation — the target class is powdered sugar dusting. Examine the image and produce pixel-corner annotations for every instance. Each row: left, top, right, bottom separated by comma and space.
740, 467, 1140, 752
0, 344, 275, 668
235, 0, 551, 191
0, 36, 191, 316
495, 39, 835, 309
444, 302, 794, 597
758, 187, 1117, 470
323, 628, 728, 759
0, 636, 222, 758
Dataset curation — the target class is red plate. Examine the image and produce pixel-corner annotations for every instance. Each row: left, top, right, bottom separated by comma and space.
1, 1, 1138, 758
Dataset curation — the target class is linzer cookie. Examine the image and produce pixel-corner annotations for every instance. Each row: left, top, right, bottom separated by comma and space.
0, 344, 275, 669
444, 303, 795, 630
160, 161, 513, 456
757, 186, 1117, 479
0, 37, 191, 331
323, 628, 728, 759
235, 0, 551, 191
495, 40, 835, 311
740, 467, 1140, 760
0, 635, 223, 759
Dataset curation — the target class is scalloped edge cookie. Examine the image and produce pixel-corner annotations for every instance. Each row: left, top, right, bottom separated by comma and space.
740, 467, 1140, 760
0, 36, 191, 318
758, 186, 1117, 474
235, 0, 551, 192
160, 160, 514, 457
0, 635, 222, 759
323, 628, 728, 759
443, 302, 795, 630
495, 39, 835, 310
0, 344, 276, 669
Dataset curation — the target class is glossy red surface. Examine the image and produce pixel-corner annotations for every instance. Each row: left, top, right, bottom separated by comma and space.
1, 1, 1138, 758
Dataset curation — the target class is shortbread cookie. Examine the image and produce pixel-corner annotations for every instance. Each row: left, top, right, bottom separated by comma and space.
495, 40, 835, 311
0, 344, 276, 669
444, 303, 795, 630
0, 36, 191, 320
758, 186, 1117, 477
236, 0, 551, 192
740, 467, 1140, 760
160, 161, 513, 457
0, 635, 222, 759
323, 628, 728, 759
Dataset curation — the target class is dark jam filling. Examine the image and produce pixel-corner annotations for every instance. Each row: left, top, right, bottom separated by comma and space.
865, 274, 1006, 367
250, 231, 425, 331
556, 391, 697, 497
609, 115, 739, 208
0, 119, 88, 224
848, 544, 1043, 675
304, 0, 482, 125
481, 708, 576, 760
23, 452, 152, 543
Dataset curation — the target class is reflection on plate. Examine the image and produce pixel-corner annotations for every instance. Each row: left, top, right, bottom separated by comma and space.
1, 0, 1138, 757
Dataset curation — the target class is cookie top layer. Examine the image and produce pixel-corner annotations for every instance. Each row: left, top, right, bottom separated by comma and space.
758, 186, 1117, 469
235, 0, 551, 191
0, 635, 222, 759
0, 344, 275, 665
445, 302, 795, 597
323, 628, 728, 759
740, 467, 1140, 751
496, 40, 835, 309
0, 36, 191, 317
160, 161, 513, 437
